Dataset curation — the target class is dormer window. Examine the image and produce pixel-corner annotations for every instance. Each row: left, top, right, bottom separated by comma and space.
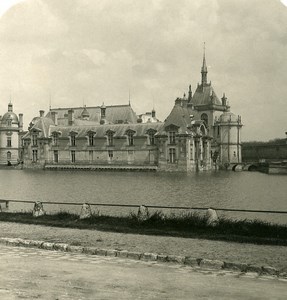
7, 119, 12, 127
169, 131, 176, 144
52, 133, 59, 146
32, 133, 38, 146
87, 131, 96, 146
69, 131, 78, 147
106, 130, 114, 146
146, 129, 156, 145
126, 130, 135, 146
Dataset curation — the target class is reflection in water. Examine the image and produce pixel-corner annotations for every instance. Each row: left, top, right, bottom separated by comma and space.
0, 170, 286, 224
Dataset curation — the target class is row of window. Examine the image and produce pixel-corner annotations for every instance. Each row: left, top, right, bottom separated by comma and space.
29, 131, 179, 147
31, 149, 177, 164
30, 131, 179, 148
49, 131, 157, 147
32, 150, 137, 163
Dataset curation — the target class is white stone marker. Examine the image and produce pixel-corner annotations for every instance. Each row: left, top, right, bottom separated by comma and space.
80, 203, 92, 219
206, 208, 219, 226
137, 205, 149, 222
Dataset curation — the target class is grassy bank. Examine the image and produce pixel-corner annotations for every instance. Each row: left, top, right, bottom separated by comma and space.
0, 211, 286, 246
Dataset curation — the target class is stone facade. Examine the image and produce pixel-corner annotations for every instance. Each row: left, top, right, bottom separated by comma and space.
21, 53, 242, 171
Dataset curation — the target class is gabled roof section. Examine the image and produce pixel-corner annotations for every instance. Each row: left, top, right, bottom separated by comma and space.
164, 104, 193, 130
23, 117, 54, 139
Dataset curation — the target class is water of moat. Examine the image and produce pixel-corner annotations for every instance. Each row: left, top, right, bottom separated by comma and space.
0, 169, 286, 224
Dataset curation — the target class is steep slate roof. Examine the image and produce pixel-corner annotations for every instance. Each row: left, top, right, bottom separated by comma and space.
46, 104, 138, 125
23, 117, 54, 139
164, 104, 193, 130
191, 83, 222, 106
49, 122, 164, 138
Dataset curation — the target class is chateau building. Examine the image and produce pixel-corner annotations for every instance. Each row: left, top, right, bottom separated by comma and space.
0, 102, 23, 165
22, 53, 242, 171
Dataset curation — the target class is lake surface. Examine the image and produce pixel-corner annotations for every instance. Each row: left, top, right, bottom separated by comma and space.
0, 170, 286, 224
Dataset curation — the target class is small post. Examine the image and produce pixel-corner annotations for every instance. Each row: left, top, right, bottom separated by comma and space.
79, 203, 92, 219
33, 202, 45, 217
205, 208, 219, 226
137, 205, 149, 222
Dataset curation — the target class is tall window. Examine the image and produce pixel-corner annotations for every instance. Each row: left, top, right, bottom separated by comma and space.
169, 148, 176, 163
52, 133, 58, 146
201, 113, 208, 126
32, 150, 38, 162
148, 130, 156, 145
54, 150, 59, 163
107, 131, 114, 146
127, 131, 134, 146
89, 150, 93, 161
70, 135, 76, 146
7, 137, 11, 147
71, 150, 76, 163
169, 132, 176, 144
88, 133, 94, 146
32, 134, 38, 146
108, 150, 113, 159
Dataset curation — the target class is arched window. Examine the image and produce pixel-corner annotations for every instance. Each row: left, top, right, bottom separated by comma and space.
7, 151, 11, 160
125, 129, 136, 146
201, 113, 208, 126
146, 129, 157, 146
106, 130, 114, 146
52, 133, 58, 146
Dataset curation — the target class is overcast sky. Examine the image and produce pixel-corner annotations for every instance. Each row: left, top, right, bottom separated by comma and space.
0, 0, 286, 141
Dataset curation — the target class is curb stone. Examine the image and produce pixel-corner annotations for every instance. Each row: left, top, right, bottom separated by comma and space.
0, 237, 282, 277
199, 259, 224, 270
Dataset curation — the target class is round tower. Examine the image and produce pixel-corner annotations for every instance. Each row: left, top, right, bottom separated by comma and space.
0, 102, 22, 165
215, 111, 243, 167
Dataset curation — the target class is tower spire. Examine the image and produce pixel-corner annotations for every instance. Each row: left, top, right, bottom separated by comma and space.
201, 42, 208, 85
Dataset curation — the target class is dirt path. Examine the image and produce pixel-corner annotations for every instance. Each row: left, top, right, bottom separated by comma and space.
0, 221, 286, 270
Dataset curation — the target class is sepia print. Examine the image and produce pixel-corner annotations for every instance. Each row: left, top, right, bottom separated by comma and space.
0, 0, 286, 299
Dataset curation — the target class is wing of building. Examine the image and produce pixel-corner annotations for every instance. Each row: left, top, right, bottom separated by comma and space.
21, 52, 243, 172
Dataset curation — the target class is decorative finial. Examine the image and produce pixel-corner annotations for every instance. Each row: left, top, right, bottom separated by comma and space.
49, 92, 52, 110
128, 89, 131, 106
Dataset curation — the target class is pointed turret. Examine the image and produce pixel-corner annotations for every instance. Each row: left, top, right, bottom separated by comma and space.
201, 43, 208, 85
8, 101, 13, 112
188, 84, 192, 102
221, 93, 227, 106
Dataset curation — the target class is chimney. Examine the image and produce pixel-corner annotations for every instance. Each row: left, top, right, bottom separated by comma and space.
51, 111, 58, 126
151, 109, 156, 118
39, 110, 45, 117
19, 113, 23, 130
68, 109, 74, 126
